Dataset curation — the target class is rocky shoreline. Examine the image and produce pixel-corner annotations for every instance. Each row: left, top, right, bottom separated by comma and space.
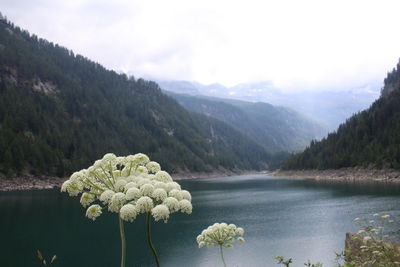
272, 167, 400, 183
0, 170, 263, 192
172, 169, 264, 180
0, 176, 66, 192
5, 167, 398, 192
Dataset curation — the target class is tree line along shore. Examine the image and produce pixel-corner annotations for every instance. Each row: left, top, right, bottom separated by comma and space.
272, 167, 400, 183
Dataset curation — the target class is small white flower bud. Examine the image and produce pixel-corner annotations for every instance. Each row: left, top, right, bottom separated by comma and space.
169, 189, 183, 200
99, 190, 115, 204
181, 190, 192, 201
136, 166, 148, 174
237, 237, 245, 243
126, 187, 141, 201
155, 171, 173, 183
151, 204, 170, 222
179, 199, 192, 214
133, 153, 150, 165
114, 180, 127, 192
61, 180, 70, 192
86, 204, 102, 221
108, 192, 126, 213
152, 188, 168, 202
136, 196, 154, 213
163, 197, 180, 212
80, 192, 95, 208
146, 161, 161, 174
120, 204, 138, 222
124, 182, 137, 192
140, 184, 154, 196
235, 227, 244, 236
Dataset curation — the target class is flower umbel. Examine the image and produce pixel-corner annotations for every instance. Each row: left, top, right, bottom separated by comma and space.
61, 153, 193, 267
197, 223, 245, 248
197, 223, 245, 267
60, 153, 192, 222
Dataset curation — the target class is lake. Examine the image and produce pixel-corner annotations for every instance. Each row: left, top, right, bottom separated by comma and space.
1, 174, 400, 267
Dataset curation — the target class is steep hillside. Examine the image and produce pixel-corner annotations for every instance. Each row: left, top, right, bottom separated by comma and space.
281, 59, 400, 170
189, 113, 270, 170
381, 60, 400, 97
0, 18, 271, 177
165, 92, 326, 152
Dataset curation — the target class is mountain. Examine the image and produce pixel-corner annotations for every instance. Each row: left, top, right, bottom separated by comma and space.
0, 17, 273, 177
381, 60, 400, 97
281, 59, 400, 170
153, 80, 200, 95
157, 80, 380, 131
165, 92, 326, 152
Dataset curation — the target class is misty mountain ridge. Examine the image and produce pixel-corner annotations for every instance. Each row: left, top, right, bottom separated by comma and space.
156, 80, 380, 131
165, 92, 326, 152
282, 59, 400, 170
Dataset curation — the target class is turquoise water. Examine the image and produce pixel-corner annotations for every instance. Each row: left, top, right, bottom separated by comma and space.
1, 175, 400, 267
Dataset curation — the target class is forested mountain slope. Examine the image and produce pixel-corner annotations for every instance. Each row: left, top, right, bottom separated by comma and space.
282, 60, 400, 170
158, 79, 379, 131
165, 92, 326, 152
0, 17, 271, 177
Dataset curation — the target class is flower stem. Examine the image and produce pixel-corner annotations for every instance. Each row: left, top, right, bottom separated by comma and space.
119, 216, 126, 267
219, 245, 227, 267
146, 212, 160, 267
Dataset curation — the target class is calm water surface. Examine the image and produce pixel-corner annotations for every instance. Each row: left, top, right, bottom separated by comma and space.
1, 175, 400, 267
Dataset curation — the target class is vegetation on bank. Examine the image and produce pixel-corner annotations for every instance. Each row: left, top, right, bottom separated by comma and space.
273, 168, 400, 183
0, 15, 281, 178
275, 214, 400, 267
342, 214, 400, 266
282, 60, 400, 170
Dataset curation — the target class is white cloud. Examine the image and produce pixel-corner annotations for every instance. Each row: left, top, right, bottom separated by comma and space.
1, 0, 400, 91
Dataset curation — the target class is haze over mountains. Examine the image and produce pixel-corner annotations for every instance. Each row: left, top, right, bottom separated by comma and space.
282, 59, 400, 170
165, 92, 326, 152
157, 80, 380, 131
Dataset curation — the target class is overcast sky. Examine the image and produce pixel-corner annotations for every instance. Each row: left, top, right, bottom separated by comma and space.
2, 0, 400, 91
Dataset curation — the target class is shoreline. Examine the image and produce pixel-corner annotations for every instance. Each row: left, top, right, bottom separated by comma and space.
0, 170, 265, 192
172, 169, 266, 180
2, 168, 399, 192
271, 167, 400, 183
0, 176, 66, 192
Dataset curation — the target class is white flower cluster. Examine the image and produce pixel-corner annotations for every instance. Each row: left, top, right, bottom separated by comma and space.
61, 153, 192, 222
196, 223, 245, 248
354, 213, 394, 242
350, 214, 399, 266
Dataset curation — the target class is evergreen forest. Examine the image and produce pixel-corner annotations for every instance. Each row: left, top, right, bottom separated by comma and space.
0, 17, 274, 177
